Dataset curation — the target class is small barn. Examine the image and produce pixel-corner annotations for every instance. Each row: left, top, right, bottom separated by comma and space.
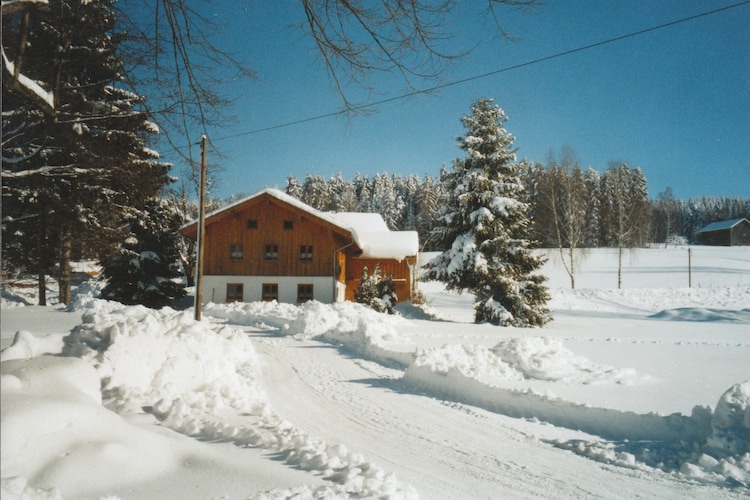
180, 188, 419, 305
695, 218, 750, 246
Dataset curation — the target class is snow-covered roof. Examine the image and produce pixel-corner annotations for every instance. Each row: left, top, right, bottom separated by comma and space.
181, 188, 418, 260
354, 230, 420, 260
695, 218, 749, 233
327, 212, 420, 260
328, 212, 390, 232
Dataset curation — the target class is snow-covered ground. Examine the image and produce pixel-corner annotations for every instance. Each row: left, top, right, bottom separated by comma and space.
1, 246, 749, 499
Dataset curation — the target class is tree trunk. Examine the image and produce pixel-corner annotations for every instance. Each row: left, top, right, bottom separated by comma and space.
59, 229, 72, 305
617, 246, 623, 290
37, 229, 47, 306
37, 269, 47, 306
569, 246, 575, 290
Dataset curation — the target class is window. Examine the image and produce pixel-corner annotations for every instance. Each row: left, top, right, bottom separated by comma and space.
230, 244, 243, 260
226, 283, 243, 302
300, 245, 313, 261
247, 219, 258, 229
264, 244, 278, 260
283, 220, 294, 230
262, 283, 278, 302
297, 284, 314, 303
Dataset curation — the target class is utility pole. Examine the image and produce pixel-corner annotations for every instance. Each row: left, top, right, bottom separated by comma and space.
194, 135, 208, 321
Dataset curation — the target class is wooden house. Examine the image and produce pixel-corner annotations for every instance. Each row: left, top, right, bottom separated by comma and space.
695, 218, 750, 246
180, 188, 419, 305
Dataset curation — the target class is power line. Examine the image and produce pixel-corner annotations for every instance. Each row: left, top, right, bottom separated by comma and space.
212, 0, 750, 143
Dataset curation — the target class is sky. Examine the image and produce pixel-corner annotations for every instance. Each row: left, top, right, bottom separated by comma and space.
165, 0, 750, 202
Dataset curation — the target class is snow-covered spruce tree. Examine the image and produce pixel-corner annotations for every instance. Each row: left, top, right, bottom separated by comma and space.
2, 0, 171, 304
100, 198, 186, 308
425, 98, 550, 326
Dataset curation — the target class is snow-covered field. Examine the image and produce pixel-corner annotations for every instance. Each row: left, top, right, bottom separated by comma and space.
1, 246, 749, 499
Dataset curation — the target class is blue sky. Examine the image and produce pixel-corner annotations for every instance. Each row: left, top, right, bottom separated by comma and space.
170, 1, 750, 201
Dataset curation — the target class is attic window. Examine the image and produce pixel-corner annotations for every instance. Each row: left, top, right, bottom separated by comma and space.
247, 219, 258, 229
283, 220, 294, 230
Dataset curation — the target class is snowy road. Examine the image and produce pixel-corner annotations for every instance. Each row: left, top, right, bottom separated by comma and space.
250, 331, 739, 499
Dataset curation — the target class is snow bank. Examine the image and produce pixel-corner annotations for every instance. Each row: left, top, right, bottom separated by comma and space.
206, 300, 414, 367
1, 356, 179, 498
410, 336, 641, 386
59, 300, 416, 498
492, 336, 640, 383
556, 381, 750, 488
63, 304, 265, 417
404, 340, 709, 442
0, 331, 65, 362
402, 337, 747, 488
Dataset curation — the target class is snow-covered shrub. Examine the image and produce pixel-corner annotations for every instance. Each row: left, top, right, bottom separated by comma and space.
355, 264, 397, 314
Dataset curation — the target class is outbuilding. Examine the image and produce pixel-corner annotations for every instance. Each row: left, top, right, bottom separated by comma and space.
695, 218, 750, 246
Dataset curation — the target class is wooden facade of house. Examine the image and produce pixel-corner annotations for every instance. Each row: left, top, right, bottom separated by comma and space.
180, 189, 419, 305
695, 218, 750, 246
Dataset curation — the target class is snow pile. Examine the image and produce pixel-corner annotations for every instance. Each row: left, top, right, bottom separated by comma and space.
686, 381, 750, 486
411, 343, 522, 380
206, 300, 413, 367
409, 336, 638, 386
706, 381, 750, 457
54, 300, 417, 498
66, 279, 112, 312
1, 356, 180, 499
556, 381, 750, 488
0, 330, 65, 362
492, 336, 639, 384
63, 304, 265, 418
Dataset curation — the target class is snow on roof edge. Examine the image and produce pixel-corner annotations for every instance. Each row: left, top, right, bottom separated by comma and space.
695, 218, 749, 233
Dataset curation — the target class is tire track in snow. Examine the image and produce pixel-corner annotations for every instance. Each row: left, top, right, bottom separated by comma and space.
250, 334, 728, 499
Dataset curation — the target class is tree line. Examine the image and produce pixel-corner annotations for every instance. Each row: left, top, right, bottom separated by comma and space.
282, 168, 749, 252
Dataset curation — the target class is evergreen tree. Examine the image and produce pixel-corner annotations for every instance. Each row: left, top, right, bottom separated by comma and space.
100, 198, 186, 308
301, 173, 330, 210
285, 176, 303, 199
583, 168, 601, 247
354, 264, 397, 314
2, 0, 170, 304
355, 266, 379, 307
425, 98, 550, 326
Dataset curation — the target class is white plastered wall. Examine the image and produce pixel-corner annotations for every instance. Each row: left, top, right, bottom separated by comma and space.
202, 275, 337, 304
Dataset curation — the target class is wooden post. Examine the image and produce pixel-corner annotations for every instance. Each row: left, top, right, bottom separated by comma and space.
194, 135, 208, 321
